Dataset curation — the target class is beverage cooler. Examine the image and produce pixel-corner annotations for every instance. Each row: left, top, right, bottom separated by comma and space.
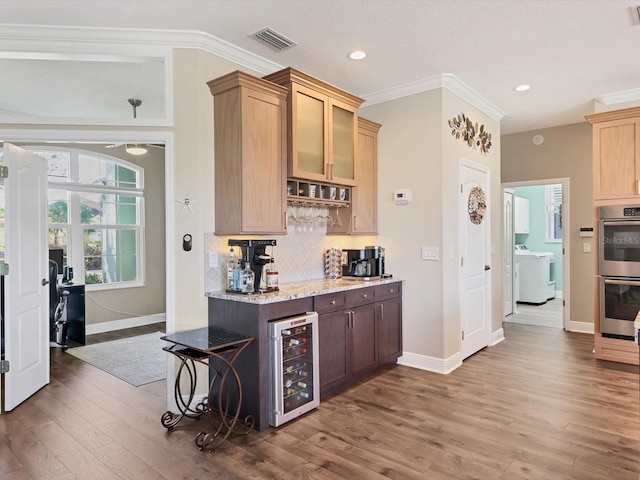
269, 312, 319, 427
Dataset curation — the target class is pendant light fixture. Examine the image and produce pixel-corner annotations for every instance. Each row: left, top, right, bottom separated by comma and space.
125, 98, 147, 155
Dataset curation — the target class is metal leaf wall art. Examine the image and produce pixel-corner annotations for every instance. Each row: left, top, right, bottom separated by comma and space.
448, 113, 492, 154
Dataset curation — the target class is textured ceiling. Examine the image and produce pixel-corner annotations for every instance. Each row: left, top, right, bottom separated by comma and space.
1, 0, 639, 134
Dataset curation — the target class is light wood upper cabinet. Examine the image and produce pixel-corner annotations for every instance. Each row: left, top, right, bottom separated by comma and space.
207, 71, 288, 235
327, 117, 381, 235
264, 68, 363, 186
353, 118, 381, 234
586, 107, 640, 201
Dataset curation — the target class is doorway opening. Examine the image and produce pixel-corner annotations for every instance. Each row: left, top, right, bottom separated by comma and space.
0, 130, 173, 341
502, 178, 570, 330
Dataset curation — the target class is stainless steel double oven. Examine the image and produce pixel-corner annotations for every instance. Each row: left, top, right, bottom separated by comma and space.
599, 205, 640, 340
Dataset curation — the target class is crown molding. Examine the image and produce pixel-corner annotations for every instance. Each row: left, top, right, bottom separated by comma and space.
362, 73, 505, 122
0, 25, 505, 118
596, 88, 640, 106
0, 24, 283, 75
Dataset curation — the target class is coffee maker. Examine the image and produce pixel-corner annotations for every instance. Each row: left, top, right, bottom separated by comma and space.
342, 246, 386, 279
228, 239, 276, 292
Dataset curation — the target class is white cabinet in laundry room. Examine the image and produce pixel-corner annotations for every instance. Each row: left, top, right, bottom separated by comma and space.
514, 196, 530, 234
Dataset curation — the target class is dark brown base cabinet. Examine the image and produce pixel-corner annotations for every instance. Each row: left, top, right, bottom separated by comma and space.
208, 281, 402, 431
317, 282, 402, 397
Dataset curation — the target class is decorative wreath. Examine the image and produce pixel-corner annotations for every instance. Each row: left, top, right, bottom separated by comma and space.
468, 186, 486, 225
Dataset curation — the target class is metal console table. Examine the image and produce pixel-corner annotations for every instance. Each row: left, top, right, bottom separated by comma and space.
160, 326, 255, 451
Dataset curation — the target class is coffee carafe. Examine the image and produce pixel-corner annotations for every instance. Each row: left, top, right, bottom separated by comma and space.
341, 246, 385, 278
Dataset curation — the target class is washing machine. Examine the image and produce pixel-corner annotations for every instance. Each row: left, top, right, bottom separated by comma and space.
515, 245, 556, 305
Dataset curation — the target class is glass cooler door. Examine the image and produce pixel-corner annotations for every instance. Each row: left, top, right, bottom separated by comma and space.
269, 312, 319, 427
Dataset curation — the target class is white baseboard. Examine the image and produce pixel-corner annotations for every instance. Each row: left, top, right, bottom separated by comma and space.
489, 328, 505, 346
565, 320, 594, 334
397, 351, 462, 374
85, 313, 166, 335
397, 329, 505, 374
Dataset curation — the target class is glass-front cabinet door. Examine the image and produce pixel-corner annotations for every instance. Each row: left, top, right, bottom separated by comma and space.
290, 84, 357, 186
291, 84, 329, 182
330, 100, 357, 186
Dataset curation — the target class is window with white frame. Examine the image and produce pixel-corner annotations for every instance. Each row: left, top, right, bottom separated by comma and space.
545, 184, 563, 242
33, 148, 145, 290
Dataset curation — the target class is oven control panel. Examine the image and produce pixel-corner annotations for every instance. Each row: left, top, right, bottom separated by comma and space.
623, 207, 640, 217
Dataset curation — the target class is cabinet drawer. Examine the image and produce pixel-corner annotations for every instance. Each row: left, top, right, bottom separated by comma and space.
346, 286, 376, 307
314, 292, 347, 314
375, 282, 402, 301
265, 297, 313, 321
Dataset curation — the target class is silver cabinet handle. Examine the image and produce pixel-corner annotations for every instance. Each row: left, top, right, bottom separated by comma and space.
380, 303, 384, 319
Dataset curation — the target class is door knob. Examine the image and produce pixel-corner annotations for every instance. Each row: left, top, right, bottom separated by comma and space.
41, 278, 50, 286
484, 265, 491, 271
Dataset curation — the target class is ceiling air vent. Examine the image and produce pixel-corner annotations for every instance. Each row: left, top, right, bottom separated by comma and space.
253, 27, 297, 51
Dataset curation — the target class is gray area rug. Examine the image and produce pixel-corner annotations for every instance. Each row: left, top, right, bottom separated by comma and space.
66, 332, 166, 387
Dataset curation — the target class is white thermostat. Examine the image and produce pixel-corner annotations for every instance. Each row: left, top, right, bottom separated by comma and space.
393, 188, 412, 205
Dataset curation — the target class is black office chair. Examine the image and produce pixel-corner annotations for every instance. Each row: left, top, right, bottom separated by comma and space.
49, 260, 69, 347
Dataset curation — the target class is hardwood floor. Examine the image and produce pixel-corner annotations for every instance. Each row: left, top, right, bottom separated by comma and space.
506, 298, 563, 328
1, 323, 638, 479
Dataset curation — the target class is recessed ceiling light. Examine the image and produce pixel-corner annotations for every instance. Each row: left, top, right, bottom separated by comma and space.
349, 50, 366, 60
515, 84, 531, 92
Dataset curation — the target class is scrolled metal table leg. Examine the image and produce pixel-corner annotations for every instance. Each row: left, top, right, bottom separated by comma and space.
194, 351, 245, 451
161, 354, 204, 429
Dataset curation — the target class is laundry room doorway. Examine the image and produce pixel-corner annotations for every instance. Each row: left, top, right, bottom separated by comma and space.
502, 178, 570, 330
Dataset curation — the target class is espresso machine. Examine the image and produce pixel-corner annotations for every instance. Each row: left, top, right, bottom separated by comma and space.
342, 246, 386, 279
228, 239, 276, 292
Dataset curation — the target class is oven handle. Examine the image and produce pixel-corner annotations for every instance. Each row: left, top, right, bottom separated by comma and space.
603, 278, 640, 287
602, 220, 640, 227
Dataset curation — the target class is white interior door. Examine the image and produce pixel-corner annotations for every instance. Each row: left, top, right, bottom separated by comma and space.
3, 143, 49, 411
460, 159, 491, 360
503, 188, 514, 316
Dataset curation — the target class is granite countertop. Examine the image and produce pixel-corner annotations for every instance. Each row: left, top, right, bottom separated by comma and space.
206, 276, 403, 305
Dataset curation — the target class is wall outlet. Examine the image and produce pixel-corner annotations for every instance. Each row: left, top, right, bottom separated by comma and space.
208, 252, 219, 267
421, 246, 439, 261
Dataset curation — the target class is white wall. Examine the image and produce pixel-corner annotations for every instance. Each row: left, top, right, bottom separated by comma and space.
361, 90, 445, 358
360, 87, 502, 367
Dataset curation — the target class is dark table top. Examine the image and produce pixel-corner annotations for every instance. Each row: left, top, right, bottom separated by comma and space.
161, 326, 253, 353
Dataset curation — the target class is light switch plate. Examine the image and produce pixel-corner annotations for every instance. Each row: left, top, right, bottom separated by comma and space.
421, 246, 439, 261
583, 242, 591, 253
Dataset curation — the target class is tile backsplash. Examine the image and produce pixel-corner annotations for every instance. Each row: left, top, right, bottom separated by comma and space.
204, 225, 377, 293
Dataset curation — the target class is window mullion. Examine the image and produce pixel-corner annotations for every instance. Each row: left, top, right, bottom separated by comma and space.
69, 190, 84, 282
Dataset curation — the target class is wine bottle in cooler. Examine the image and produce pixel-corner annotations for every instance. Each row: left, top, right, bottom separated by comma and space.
269, 312, 319, 427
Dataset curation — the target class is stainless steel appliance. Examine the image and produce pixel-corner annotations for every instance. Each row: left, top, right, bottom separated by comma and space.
342, 246, 386, 279
598, 205, 640, 277
600, 277, 640, 340
269, 312, 319, 427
